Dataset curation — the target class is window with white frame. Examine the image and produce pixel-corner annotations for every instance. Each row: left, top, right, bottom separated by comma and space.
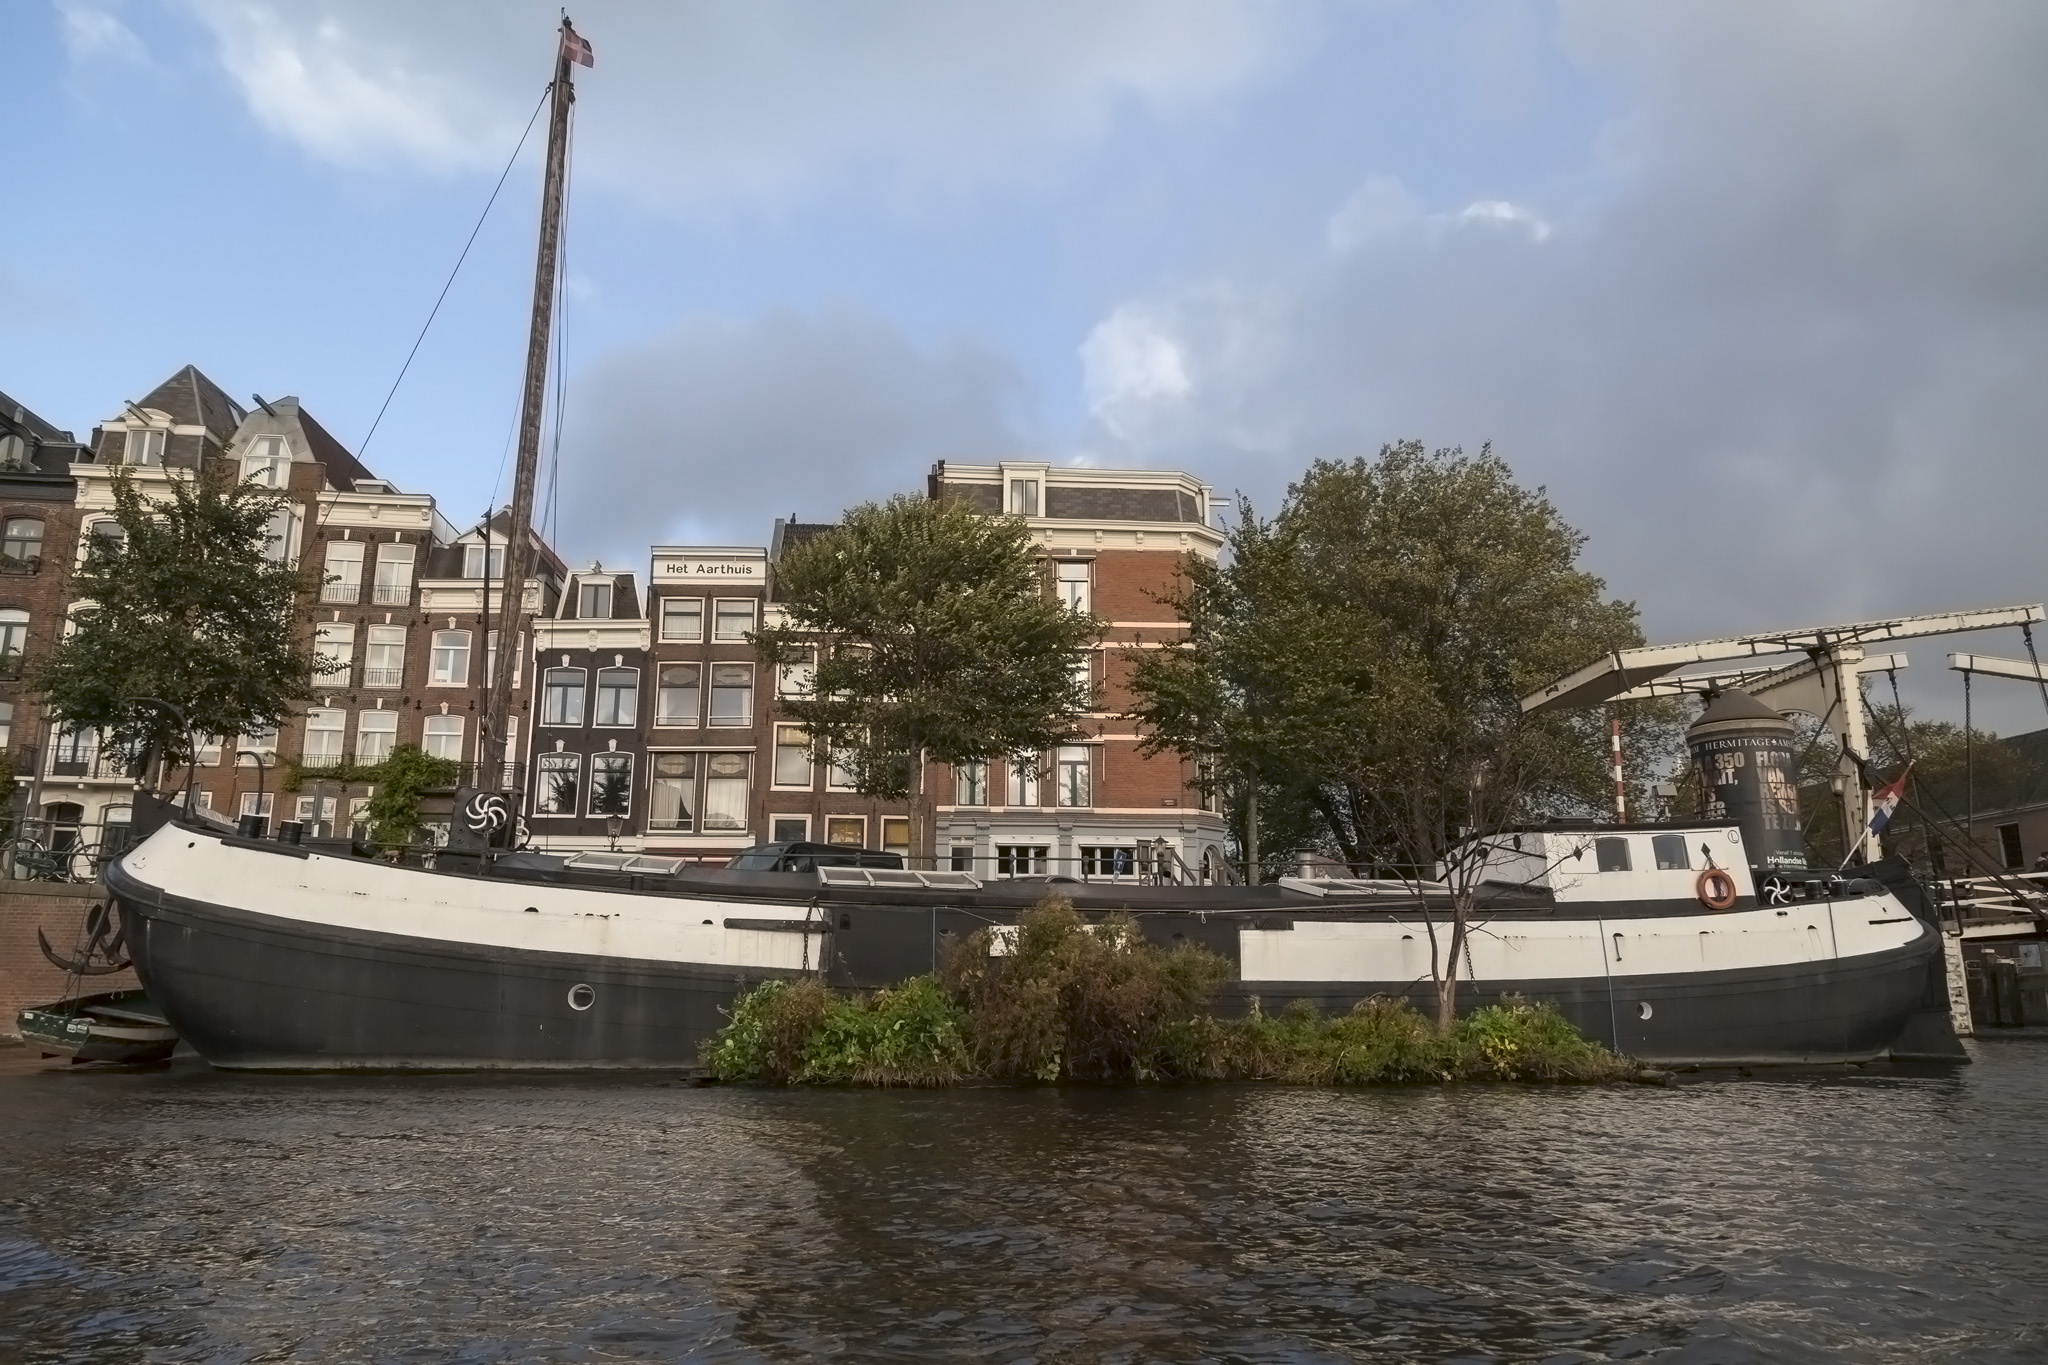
1006, 753, 1039, 807
422, 714, 464, 761
648, 753, 695, 831
238, 725, 278, 757
463, 543, 506, 580
0, 434, 26, 472
483, 630, 523, 689
1007, 478, 1039, 516
776, 646, 816, 698
1056, 559, 1091, 614
827, 746, 858, 790
0, 700, 12, 750
302, 709, 346, 766
356, 710, 397, 763
655, 663, 700, 725
0, 607, 27, 661
1070, 652, 1094, 708
88, 519, 127, 557
882, 818, 909, 860
713, 598, 756, 641
429, 630, 471, 686
535, 752, 580, 815
773, 724, 813, 788
997, 844, 1049, 876
294, 795, 338, 835
238, 791, 275, 819
542, 668, 586, 726
826, 816, 865, 847
364, 625, 405, 688
51, 724, 96, 774
241, 435, 291, 488
260, 507, 295, 564
193, 734, 224, 766
587, 752, 633, 818
124, 428, 165, 466
594, 668, 638, 726
659, 597, 702, 642
1056, 746, 1091, 808
708, 664, 752, 727
314, 621, 355, 682
322, 541, 364, 603
772, 816, 811, 843
955, 760, 988, 806
578, 579, 613, 619
701, 753, 750, 831
372, 543, 415, 604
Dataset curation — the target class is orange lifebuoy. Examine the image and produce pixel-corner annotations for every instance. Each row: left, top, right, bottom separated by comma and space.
1696, 868, 1738, 911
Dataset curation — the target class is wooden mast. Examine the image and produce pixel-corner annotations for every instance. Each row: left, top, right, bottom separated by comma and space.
481, 17, 583, 794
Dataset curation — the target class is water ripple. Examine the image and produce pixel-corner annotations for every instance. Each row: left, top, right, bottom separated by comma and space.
2, 1043, 2045, 1362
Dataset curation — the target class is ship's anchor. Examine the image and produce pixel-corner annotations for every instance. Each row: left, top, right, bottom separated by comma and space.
38, 901, 132, 975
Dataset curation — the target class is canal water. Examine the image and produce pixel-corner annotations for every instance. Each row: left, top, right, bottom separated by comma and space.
2, 1041, 2044, 1363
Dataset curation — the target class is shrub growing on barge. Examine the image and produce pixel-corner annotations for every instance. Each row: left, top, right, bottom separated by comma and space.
702, 976, 970, 1086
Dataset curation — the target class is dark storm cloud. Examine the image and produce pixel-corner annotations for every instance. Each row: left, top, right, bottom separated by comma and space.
553, 306, 1032, 563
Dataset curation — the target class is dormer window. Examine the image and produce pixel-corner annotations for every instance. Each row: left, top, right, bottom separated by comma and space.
464, 544, 506, 580
0, 433, 27, 471
241, 435, 291, 487
125, 428, 165, 466
579, 580, 613, 618
1007, 478, 1039, 516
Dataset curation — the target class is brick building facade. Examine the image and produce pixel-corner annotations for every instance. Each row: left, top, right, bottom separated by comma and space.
0, 387, 88, 836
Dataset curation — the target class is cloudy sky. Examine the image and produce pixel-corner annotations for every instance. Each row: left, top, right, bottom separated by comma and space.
6, 1, 2047, 728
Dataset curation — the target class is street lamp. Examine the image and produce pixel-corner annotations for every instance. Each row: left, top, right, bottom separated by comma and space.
606, 814, 623, 852
133, 696, 197, 815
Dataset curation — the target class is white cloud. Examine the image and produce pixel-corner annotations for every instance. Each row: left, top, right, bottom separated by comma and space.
1084, 1, 2048, 658
1080, 305, 1192, 442
178, 0, 1301, 210
55, 0, 145, 63
1454, 199, 1552, 241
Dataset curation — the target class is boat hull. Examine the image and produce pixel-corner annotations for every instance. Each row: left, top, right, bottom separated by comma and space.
1236, 938, 1936, 1066
108, 823, 1948, 1071
117, 886, 795, 1071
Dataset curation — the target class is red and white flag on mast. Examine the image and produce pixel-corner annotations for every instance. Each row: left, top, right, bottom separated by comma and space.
561, 26, 594, 67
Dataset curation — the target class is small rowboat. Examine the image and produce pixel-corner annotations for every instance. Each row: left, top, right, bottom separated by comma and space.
16, 989, 179, 1065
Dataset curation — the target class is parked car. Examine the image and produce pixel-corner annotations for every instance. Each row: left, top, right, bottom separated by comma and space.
724, 841, 905, 873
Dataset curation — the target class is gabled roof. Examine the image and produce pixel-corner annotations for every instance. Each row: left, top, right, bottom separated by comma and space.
0, 388, 75, 443
134, 364, 243, 440
294, 405, 377, 490
476, 507, 568, 579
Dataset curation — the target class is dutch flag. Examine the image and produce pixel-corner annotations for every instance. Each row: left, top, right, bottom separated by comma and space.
1869, 764, 1913, 833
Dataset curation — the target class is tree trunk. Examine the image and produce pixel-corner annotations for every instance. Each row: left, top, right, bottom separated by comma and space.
910, 747, 928, 869
1433, 903, 1469, 1032
1244, 780, 1259, 884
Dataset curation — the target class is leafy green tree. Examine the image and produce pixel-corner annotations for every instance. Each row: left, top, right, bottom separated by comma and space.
756, 494, 1099, 862
281, 745, 460, 849
31, 465, 329, 781
1130, 442, 1678, 1026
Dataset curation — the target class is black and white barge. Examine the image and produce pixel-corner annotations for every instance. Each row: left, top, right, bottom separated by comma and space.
107, 814, 1948, 1071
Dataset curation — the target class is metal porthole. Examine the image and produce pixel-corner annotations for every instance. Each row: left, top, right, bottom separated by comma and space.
1638, 1001, 1654, 1021
567, 983, 596, 1012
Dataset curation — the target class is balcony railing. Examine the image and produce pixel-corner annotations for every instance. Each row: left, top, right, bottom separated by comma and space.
320, 581, 362, 604
371, 582, 413, 606
48, 749, 145, 780
363, 666, 403, 688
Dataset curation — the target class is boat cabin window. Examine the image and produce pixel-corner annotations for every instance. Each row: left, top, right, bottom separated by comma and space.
1595, 836, 1632, 873
1652, 834, 1690, 870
